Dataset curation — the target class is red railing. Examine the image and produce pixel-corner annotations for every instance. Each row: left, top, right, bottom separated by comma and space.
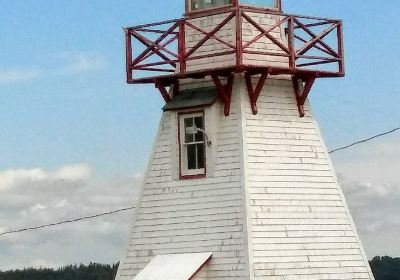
125, 7, 344, 84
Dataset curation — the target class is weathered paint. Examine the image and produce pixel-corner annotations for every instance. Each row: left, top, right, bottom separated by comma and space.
116, 78, 247, 280
116, 75, 374, 280
184, 10, 287, 72
238, 76, 374, 280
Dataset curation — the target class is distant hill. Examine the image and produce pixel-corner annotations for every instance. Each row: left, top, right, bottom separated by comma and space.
1, 257, 400, 280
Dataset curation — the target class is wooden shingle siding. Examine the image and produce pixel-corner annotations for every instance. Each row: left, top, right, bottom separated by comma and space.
116, 95, 248, 280
116, 76, 374, 280
240, 77, 373, 280
185, 13, 236, 72
184, 11, 288, 72
242, 12, 289, 68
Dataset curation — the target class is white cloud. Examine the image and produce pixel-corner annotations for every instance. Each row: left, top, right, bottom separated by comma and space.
31, 259, 60, 269
0, 52, 106, 86
31, 204, 47, 212
60, 52, 106, 74
0, 164, 141, 270
52, 164, 92, 182
0, 168, 47, 192
332, 133, 400, 258
0, 164, 91, 192
0, 68, 42, 85
54, 199, 68, 208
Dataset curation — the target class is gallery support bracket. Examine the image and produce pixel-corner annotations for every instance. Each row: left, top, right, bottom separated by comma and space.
153, 69, 318, 118
245, 70, 269, 115
155, 79, 179, 103
211, 73, 234, 117
244, 69, 317, 117
292, 75, 316, 117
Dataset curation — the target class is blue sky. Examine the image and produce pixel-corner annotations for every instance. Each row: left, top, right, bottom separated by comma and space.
0, 0, 400, 270
1, 0, 399, 174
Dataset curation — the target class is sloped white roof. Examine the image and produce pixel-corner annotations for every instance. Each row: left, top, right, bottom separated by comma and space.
134, 252, 212, 280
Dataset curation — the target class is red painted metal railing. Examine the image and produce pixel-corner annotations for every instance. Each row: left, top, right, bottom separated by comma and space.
125, 7, 344, 84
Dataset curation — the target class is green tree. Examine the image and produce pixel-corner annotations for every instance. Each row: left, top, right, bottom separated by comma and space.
0, 263, 119, 280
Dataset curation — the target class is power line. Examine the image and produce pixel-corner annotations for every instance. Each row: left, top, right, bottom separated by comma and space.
0, 126, 399, 238
0, 206, 136, 237
329, 126, 400, 154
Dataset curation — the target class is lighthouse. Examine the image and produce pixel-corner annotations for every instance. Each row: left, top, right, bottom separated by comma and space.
116, 1, 375, 280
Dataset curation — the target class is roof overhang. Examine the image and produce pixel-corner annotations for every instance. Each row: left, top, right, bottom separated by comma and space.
163, 87, 218, 111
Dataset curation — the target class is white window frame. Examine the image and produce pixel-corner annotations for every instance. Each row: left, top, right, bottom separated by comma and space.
178, 111, 206, 179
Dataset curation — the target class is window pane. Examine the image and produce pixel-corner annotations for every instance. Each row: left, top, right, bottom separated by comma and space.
184, 117, 194, 143
197, 143, 205, 169
191, 0, 232, 11
194, 116, 203, 129
240, 0, 277, 7
187, 144, 197, 170
194, 116, 204, 142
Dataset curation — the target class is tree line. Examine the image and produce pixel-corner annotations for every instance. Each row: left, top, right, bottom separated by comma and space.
1, 257, 400, 280
0, 263, 118, 280
370, 256, 400, 280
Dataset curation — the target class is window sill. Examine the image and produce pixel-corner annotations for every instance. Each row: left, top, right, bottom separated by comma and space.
179, 173, 207, 180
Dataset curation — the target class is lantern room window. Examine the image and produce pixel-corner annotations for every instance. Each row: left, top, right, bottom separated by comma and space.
186, 0, 280, 12
179, 111, 206, 179
189, 0, 233, 12
240, 0, 279, 8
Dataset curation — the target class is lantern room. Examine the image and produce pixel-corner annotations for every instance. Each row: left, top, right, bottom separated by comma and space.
186, 0, 281, 14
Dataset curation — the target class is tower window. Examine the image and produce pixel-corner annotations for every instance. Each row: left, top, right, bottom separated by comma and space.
240, 0, 279, 8
190, 0, 233, 11
179, 111, 206, 179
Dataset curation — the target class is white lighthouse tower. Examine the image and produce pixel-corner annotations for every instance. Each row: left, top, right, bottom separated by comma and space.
116, 1, 375, 280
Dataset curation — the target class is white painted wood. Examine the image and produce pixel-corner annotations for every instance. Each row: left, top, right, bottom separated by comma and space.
116, 75, 374, 280
116, 82, 248, 280
185, 12, 236, 72
236, 76, 373, 280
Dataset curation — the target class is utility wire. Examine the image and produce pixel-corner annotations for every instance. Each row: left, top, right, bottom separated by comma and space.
0, 126, 399, 237
329, 126, 400, 154
0, 206, 136, 237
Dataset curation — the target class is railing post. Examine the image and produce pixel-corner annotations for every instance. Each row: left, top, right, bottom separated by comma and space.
178, 20, 186, 75
337, 21, 345, 75
235, 8, 243, 70
125, 28, 133, 82
287, 16, 295, 69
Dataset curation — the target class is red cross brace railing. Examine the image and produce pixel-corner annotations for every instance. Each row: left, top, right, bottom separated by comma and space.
124, 6, 344, 117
